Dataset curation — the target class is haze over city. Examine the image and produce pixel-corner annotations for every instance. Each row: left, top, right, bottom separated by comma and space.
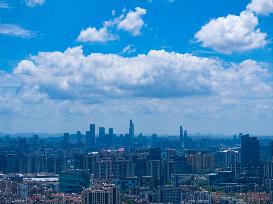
0, 0, 273, 135
2, 1, 273, 203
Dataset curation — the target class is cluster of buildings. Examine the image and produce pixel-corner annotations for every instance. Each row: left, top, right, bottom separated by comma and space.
0, 121, 273, 203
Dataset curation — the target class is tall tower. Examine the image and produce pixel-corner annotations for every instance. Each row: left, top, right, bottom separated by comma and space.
86, 124, 96, 147
99, 127, 106, 138
129, 120, 134, 138
179, 125, 184, 148
184, 130, 188, 138
90, 124, 96, 145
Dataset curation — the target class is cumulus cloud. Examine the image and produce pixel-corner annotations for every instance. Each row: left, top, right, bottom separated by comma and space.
77, 25, 118, 43
117, 7, 147, 36
247, 0, 273, 16
25, 0, 45, 7
77, 7, 147, 43
11, 46, 272, 102
0, 23, 35, 38
195, 11, 267, 54
1, 47, 273, 133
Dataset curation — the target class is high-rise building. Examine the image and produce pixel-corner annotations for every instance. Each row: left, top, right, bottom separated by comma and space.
97, 159, 112, 180
184, 130, 188, 148
179, 126, 184, 149
240, 134, 259, 167
158, 185, 181, 204
59, 170, 91, 193
222, 149, 240, 168
129, 120, 134, 138
109, 128, 114, 136
99, 127, 106, 138
163, 160, 176, 184
187, 154, 203, 174
78, 153, 99, 174
146, 160, 161, 180
148, 147, 161, 160
86, 124, 96, 147
82, 184, 121, 204
99, 127, 106, 146
113, 160, 135, 179
202, 154, 215, 171
108, 128, 114, 147
184, 130, 188, 138
6, 154, 17, 173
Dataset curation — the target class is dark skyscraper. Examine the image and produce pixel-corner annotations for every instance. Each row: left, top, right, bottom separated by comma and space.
184, 130, 188, 138
86, 124, 96, 147
180, 126, 184, 148
240, 134, 259, 167
99, 127, 106, 138
90, 124, 96, 145
129, 120, 134, 138
108, 128, 114, 147
109, 128, 114, 136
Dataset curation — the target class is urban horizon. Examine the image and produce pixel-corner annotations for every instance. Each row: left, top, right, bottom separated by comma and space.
1, 0, 273, 203
2, 119, 272, 138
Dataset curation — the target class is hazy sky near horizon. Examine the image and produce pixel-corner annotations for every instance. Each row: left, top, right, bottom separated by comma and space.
0, 0, 273, 135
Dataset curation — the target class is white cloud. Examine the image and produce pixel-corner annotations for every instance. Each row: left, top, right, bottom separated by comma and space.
247, 0, 273, 16
0, 23, 35, 38
117, 7, 147, 36
112, 10, 116, 16
195, 11, 267, 54
77, 25, 118, 43
12, 46, 272, 101
25, 0, 45, 7
1, 47, 273, 133
0, 2, 10, 9
122, 44, 136, 54
77, 7, 147, 43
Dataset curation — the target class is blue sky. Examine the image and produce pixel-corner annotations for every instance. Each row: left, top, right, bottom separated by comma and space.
0, 0, 273, 135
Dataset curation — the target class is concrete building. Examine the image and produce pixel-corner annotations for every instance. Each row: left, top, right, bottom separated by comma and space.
82, 184, 121, 204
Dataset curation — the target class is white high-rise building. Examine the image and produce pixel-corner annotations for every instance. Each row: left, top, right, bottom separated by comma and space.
82, 184, 121, 204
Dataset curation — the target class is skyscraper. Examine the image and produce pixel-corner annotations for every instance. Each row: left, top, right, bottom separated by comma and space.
109, 128, 114, 136
179, 126, 184, 148
90, 124, 96, 145
129, 120, 134, 138
82, 184, 121, 204
99, 127, 106, 138
184, 130, 188, 148
184, 130, 188, 138
108, 128, 114, 147
86, 124, 96, 147
240, 134, 259, 167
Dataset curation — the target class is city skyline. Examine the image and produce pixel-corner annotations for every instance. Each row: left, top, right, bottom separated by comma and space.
1, 120, 266, 140
0, 119, 271, 137
0, 0, 273, 135
1, 1, 273, 203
